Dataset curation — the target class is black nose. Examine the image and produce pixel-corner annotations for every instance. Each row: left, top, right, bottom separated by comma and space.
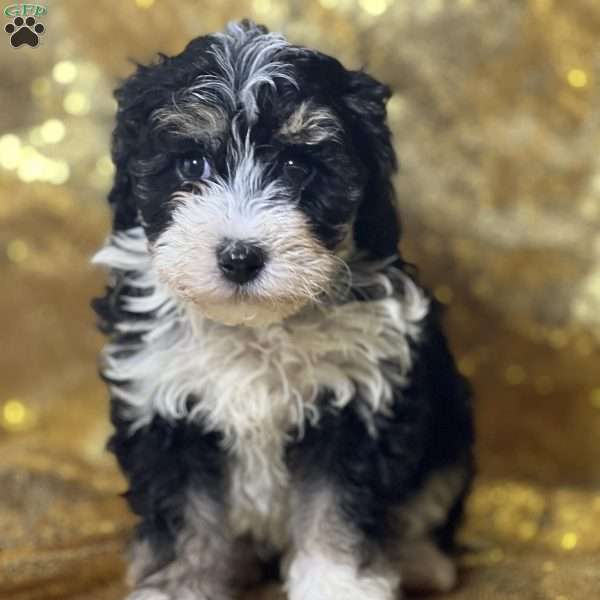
217, 241, 265, 284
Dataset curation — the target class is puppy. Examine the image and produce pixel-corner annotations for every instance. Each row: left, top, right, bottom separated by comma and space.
92, 20, 474, 600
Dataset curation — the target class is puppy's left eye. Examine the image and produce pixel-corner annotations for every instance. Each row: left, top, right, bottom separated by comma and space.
176, 155, 211, 180
281, 157, 314, 189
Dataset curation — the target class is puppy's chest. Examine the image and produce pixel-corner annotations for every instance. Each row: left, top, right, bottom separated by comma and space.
118, 294, 423, 542
183, 302, 410, 544
226, 429, 291, 547
190, 312, 372, 543
188, 301, 407, 437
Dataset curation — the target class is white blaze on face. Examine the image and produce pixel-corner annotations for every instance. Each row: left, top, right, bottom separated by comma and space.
151, 148, 337, 327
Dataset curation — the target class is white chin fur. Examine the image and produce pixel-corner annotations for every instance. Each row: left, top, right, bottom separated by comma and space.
191, 297, 305, 327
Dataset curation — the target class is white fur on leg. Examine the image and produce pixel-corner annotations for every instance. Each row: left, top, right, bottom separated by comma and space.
286, 489, 400, 600
125, 590, 171, 600
287, 552, 399, 600
126, 493, 235, 600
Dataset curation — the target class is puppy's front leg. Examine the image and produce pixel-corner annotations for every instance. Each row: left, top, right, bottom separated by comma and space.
126, 493, 235, 600
109, 414, 238, 600
284, 486, 400, 600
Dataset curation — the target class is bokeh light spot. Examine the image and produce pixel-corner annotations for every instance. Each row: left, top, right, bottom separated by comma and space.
52, 61, 78, 84
95, 155, 115, 178
458, 355, 477, 377
64, 91, 91, 115
28, 126, 44, 146
6, 239, 30, 263
560, 532, 578, 550
567, 68, 588, 88
359, 0, 389, 16
0, 134, 22, 169
1, 399, 33, 432
17, 147, 45, 182
40, 119, 66, 144
253, 0, 271, 12
48, 162, 71, 185
434, 285, 454, 304
589, 388, 600, 410
13, 145, 71, 185
3, 400, 25, 424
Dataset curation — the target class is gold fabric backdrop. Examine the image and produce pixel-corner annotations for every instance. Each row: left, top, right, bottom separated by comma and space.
1, 0, 599, 598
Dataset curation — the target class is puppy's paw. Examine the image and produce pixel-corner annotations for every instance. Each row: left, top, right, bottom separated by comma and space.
287, 551, 399, 600
396, 539, 457, 594
126, 589, 171, 600
127, 586, 233, 600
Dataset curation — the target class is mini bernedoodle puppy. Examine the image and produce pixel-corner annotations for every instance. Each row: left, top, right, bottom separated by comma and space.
92, 20, 474, 600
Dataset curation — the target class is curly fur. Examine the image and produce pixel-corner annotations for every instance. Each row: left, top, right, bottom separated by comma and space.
93, 19, 475, 600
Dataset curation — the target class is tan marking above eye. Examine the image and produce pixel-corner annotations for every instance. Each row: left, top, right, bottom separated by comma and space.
151, 102, 228, 140
279, 101, 342, 145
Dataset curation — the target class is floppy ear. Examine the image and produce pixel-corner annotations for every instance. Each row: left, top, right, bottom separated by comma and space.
107, 123, 138, 232
106, 78, 145, 232
344, 70, 400, 258
106, 57, 173, 232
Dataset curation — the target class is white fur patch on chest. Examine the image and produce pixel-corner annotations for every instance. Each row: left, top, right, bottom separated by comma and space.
93, 228, 429, 544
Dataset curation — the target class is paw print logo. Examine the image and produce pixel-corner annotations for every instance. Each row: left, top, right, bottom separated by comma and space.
5, 16, 45, 48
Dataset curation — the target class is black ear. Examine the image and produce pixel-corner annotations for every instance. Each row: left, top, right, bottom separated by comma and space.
107, 57, 174, 232
344, 70, 400, 258
107, 75, 145, 232
108, 123, 137, 232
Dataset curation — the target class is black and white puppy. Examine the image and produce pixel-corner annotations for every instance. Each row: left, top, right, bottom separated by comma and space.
93, 20, 474, 600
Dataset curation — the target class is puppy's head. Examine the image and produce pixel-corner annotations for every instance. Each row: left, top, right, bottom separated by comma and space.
109, 20, 398, 326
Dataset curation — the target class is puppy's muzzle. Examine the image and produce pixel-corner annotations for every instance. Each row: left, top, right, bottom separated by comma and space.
217, 240, 266, 284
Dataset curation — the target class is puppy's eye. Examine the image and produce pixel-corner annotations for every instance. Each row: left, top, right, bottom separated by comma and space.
281, 157, 314, 189
176, 155, 211, 180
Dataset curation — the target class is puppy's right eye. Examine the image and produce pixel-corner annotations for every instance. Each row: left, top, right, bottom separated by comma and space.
279, 155, 315, 191
176, 155, 211, 180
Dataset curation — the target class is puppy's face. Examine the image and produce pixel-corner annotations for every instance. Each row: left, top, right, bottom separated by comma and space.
114, 22, 396, 326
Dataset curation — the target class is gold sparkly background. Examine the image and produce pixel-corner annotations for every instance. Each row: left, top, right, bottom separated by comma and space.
1, 1, 599, 598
